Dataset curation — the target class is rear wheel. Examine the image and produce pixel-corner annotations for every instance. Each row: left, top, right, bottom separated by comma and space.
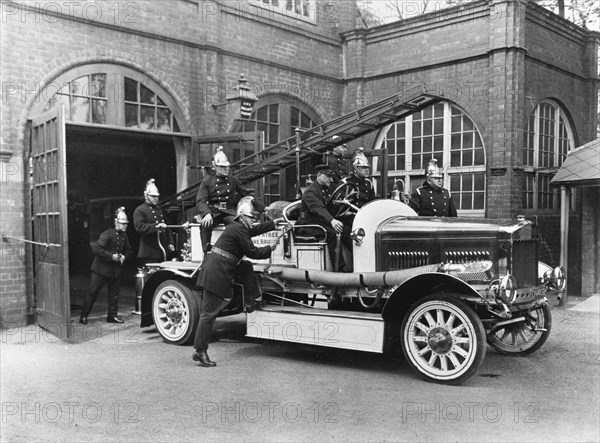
487, 305, 551, 356
401, 294, 486, 385
152, 280, 199, 345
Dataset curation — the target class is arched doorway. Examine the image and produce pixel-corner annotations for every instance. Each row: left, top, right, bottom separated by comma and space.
29, 64, 190, 334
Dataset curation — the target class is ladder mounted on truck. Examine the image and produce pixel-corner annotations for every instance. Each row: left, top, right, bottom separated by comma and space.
160, 87, 443, 215
230, 87, 442, 185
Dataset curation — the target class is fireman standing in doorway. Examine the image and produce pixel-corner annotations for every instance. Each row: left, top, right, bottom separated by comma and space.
192, 197, 282, 367
409, 159, 457, 217
195, 146, 252, 253
133, 179, 175, 266
80, 207, 131, 325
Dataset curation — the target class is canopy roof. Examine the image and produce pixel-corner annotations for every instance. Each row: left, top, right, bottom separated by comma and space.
551, 138, 600, 187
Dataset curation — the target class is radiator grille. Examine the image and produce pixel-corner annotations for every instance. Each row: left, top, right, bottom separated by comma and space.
443, 250, 490, 262
387, 251, 430, 269
512, 239, 537, 287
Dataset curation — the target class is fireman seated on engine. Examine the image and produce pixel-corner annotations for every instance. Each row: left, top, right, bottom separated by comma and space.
337, 148, 376, 224
194, 146, 253, 253
295, 164, 353, 272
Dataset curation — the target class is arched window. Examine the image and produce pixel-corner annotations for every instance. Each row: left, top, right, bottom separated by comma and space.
374, 102, 486, 215
234, 96, 319, 203
522, 101, 574, 210
41, 65, 182, 132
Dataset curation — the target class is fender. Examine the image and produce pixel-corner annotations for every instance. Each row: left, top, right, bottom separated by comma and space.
382, 272, 482, 321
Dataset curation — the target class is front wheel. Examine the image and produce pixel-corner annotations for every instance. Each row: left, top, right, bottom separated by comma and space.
487, 305, 551, 356
401, 295, 486, 385
152, 280, 199, 345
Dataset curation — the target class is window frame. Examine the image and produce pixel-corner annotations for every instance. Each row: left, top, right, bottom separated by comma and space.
253, 0, 317, 23
372, 101, 487, 217
36, 64, 184, 134
522, 100, 575, 213
233, 94, 320, 203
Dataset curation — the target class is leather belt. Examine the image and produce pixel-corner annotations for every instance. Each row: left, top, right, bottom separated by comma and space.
209, 246, 241, 264
212, 202, 229, 210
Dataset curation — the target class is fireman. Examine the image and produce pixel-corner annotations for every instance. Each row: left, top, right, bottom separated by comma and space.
323, 136, 350, 184
195, 146, 252, 253
342, 148, 376, 209
192, 197, 282, 367
133, 179, 174, 266
409, 159, 457, 217
296, 164, 353, 272
80, 207, 132, 325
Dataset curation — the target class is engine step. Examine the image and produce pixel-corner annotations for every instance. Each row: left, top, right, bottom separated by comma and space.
246, 306, 384, 353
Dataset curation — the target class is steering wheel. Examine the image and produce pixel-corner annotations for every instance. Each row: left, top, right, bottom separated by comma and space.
329, 182, 361, 218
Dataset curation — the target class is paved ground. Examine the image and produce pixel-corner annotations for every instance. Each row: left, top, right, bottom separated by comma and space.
1, 294, 598, 442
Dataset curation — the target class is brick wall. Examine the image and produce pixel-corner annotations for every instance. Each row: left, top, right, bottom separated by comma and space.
581, 187, 600, 296
0, 0, 596, 323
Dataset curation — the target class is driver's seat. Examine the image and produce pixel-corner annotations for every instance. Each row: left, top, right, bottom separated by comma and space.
282, 200, 327, 243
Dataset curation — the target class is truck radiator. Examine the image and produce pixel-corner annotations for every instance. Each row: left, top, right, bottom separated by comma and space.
387, 251, 430, 269
511, 239, 537, 288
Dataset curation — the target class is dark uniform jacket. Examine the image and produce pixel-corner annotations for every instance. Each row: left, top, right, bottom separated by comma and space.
323, 152, 349, 183
409, 182, 457, 217
196, 175, 251, 218
342, 175, 375, 208
90, 227, 132, 279
296, 181, 334, 226
197, 219, 275, 299
133, 202, 172, 260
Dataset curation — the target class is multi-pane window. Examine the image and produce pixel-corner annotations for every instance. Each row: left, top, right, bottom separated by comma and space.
376, 102, 486, 214
258, 0, 316, 21
45, 74, 107, 124
236, 100, 317, 203
43, 69, 181, 133
522, 101, 574, 210
124, 78, 180, 132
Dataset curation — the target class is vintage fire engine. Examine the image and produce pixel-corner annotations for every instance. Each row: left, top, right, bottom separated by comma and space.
137, 90, 566, 384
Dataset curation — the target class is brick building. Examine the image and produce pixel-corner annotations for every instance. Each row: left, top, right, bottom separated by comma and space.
1, 0, 598, 327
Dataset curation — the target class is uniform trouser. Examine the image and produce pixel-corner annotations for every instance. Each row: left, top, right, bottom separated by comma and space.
193, 289, 231, 351
234, 260, 262, 302
200, 212, 235, 252
81, 271, 120, 318
311, 223, 352, 272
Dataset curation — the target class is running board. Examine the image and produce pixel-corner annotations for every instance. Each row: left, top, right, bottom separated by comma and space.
246, 306, 385, 353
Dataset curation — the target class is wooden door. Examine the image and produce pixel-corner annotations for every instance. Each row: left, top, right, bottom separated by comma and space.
30, 105, 71, 339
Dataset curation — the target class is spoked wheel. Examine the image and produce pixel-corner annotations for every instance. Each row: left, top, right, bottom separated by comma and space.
329, 182, 359, 217
152, 280, 199, 345
401, 294, 486, 385
487, 304, 552, 356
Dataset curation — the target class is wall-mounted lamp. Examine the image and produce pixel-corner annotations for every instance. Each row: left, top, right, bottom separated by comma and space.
211, 74, 258, 120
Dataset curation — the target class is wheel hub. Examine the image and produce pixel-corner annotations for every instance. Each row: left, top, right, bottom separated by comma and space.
165, 300, 183, 324
427, 327, 453, 354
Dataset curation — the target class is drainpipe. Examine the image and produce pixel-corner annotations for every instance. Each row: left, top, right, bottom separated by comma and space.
559, 185, 569, 305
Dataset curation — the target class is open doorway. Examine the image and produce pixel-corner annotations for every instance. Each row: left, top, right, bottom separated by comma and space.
65, 125, 177, 319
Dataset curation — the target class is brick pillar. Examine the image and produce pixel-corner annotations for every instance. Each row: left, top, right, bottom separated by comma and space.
341, 28, 368, 111
486, 0, 528, 218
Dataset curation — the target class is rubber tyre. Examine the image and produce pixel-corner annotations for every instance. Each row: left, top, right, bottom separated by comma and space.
401, 294, 486, 385
152, 280, 199, 345
487, 304, 552, 356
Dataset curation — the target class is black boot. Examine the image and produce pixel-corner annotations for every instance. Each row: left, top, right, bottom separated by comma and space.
79, 316, 88, 325
193, 349, 216, 367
